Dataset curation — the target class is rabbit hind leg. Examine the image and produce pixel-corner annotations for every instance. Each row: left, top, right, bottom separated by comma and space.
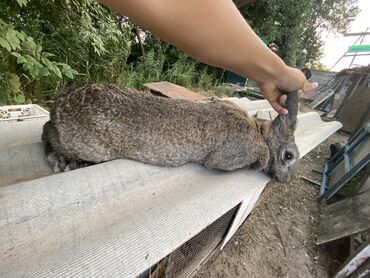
46, 152, 67, 173
47, 152, 94, 173
64, 160, 96, 171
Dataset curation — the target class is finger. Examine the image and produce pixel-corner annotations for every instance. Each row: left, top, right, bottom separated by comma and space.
271, 101, 288, 115
298, 89, 304, 98
278, 94, 287, 106
303, 81, 318, 92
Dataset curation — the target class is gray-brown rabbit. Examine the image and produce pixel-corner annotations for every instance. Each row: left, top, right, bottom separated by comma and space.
42, 84, 300, 182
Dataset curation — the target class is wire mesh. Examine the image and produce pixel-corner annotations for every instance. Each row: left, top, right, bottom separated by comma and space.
164, 206, 238, 278
139, 206, 238, 278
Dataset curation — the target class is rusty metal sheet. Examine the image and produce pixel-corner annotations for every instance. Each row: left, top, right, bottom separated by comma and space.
144, 81, 207, 100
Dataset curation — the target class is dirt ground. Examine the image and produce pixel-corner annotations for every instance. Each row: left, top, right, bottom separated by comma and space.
195, 132, 349, 278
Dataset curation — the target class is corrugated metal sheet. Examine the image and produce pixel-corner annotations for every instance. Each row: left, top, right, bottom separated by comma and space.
0, 99, 342, 277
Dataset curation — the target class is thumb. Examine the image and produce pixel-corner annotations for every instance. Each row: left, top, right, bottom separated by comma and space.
302, 81, 318, 93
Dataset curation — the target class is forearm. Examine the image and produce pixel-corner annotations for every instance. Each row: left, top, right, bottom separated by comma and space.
99, 0, 288, 84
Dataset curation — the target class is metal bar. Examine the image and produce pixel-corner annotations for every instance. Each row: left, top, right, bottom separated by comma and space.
320, 163, 329, 198
344, 53, 370, 57
344, 145, 350, 173
330, 34, 364, 70
349, 28, 368, 67
330, 52, 349, 70
320, 153, 370, 200
335, 73, 364, 118
320, 127, 370, 200
317, 74, 338, 92
325, 142, 347, 175
343, 32, 370, 37
348, 128, 368, 153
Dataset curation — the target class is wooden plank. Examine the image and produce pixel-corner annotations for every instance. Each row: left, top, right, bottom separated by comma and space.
335, 238, 370, 278
359, 176, 370, 194
144, 81, 207, 101
301, 176, 321, 187
337, 86, 370, 133
302, 90, 319, 100
310, 89, 336, 108
317, 190, 370, 245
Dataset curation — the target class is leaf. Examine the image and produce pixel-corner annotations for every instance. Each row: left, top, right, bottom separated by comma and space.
0, 87, 8, 105
51, 64, 62, 78
41, 56, 54, 71
23, 54, 37, 64
8, 73, 21, 93
0, 37, 11, 51
70, 68, 79, 75
5, 29, 21, 50
16, 55, 28, 64
60, 64, 79, 79
16, 31, 26, 41
42, 52, 55, 58
28, 65, 40, 78
39, 67, 50, 77
0, 61, 7, 73
22, 38, 37, 55
16, 0, 29, 7
11, 52, 21, 57
34, 44, 42, 60
14, 93, 25, 104
62, 68, 74, 79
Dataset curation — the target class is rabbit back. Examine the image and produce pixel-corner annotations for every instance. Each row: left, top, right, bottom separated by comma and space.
47, 84, 269, 170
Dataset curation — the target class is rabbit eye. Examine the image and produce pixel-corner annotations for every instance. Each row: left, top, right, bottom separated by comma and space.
284, 151, 294, 161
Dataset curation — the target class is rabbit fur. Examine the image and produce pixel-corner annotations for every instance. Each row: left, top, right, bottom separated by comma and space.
42, 84, 299, 182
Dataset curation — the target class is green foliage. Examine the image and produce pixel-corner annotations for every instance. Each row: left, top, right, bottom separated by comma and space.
0, 0, 132, 105
242, 0, 360, 67
118, 50, 165, 89
117, 34, 221, 91
1, 0, 220, 105
15, 0, 29, 7
306, 60, 328, 71
0, 0, 362, 107
164, 54, 197, 88
196, 68, 215, 90
212, 85, 234, 97
0, 18, 78, 104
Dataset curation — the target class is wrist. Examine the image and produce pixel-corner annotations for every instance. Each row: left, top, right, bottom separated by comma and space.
241, 52, 289, 87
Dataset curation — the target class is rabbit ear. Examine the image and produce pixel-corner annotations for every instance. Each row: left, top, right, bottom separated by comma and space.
301, 68, 312, 79
271, 91, 298, 138
273, 67, 310, 133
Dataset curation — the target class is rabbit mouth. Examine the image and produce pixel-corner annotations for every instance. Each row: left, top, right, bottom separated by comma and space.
274, 174, 290, 183
265, 163, 290, 183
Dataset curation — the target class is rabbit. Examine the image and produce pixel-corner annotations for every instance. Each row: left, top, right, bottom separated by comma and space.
42, 84, 300, 182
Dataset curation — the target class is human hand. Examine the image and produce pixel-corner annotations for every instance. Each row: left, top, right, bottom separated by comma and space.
258, 67, 318, 115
